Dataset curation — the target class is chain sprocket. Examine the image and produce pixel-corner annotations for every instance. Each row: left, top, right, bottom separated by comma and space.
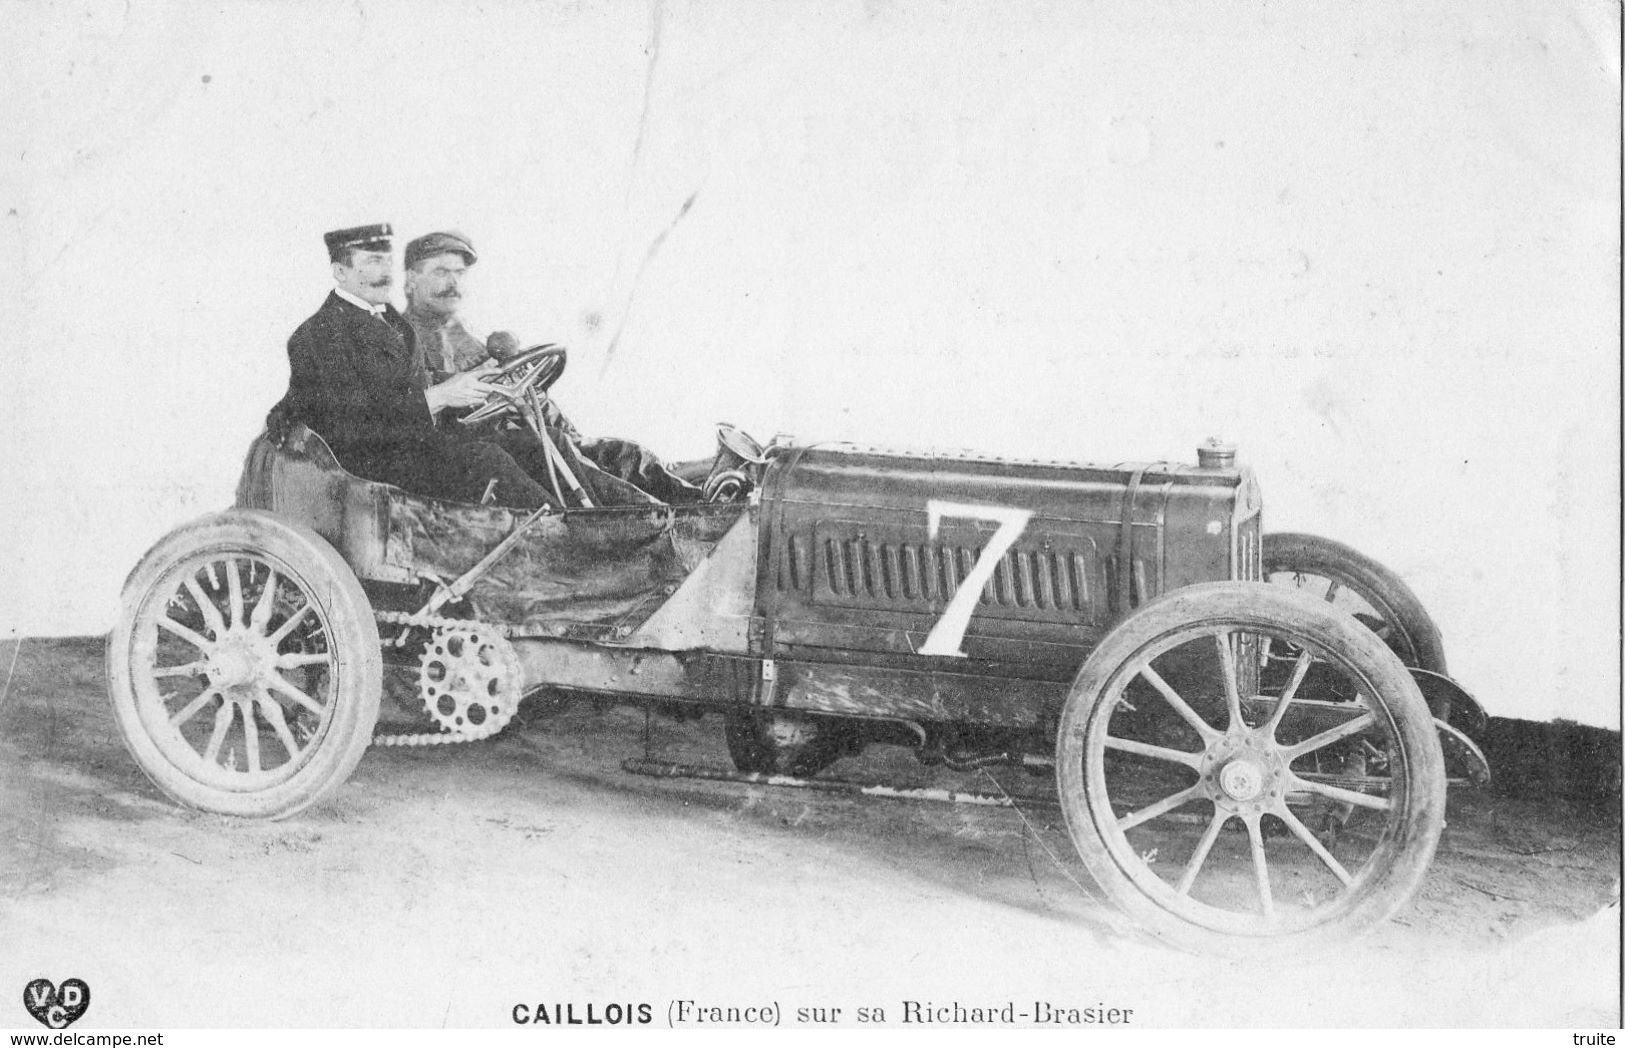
373, 611, 522, 747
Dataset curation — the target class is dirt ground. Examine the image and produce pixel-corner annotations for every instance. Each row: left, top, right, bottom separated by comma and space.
1, 636, 1619, 1029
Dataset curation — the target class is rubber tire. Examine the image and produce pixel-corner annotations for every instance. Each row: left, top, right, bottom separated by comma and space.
1055, 581, 1447, 952
107, 509, 381, 819
1263, 532, 1448, 674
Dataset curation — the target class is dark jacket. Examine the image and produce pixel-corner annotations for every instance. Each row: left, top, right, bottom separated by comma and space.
273, 291, 446, 476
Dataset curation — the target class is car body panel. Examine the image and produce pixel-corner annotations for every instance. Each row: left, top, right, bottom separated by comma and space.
239, 428, 745, 641
237, 427, 409, 584
753, 444, 1262, 678
392, 499, 743, 640
235, 427, 1262, 730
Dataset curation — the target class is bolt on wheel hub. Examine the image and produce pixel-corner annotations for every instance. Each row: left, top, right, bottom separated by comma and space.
1219, 759, 1265, 801
1200, 733, 1287, 811
207, 640, 262, 689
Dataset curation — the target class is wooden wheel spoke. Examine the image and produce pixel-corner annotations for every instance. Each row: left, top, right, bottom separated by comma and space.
268, 603, 315, 646
1263, 649, 1316, 739
178, 577, 225, 639
201, 702, 235, 765
1119, 783, 1203, 832
266, 671, 325, 718
256, 693, 304, 760
1284, 710, 1378, 760
1214, 632, 1244, 731
1294, 775, 1393, 812
170, 688, 221, 728
277, 652, 332, 670
226, 559, 245, 630
1175, 808, 1228, 896
1245, 816, 1275, 919
157, 615, 214, 653
1137, 665, 1221, 743
1104, 734, 1203, 769
152, 660, 207, 679
249, 568, 279, 632
1276, 804, 1354, 886
241, 701, 262, 773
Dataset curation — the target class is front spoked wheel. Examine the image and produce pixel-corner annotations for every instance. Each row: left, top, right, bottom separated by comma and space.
1056, 582, 1445, 951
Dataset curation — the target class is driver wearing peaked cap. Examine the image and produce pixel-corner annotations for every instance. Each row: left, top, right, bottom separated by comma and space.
405, 229, 477, 267
263, 223, 566, 509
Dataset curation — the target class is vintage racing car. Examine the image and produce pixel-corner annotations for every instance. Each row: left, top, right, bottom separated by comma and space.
107, 348, 1488, 950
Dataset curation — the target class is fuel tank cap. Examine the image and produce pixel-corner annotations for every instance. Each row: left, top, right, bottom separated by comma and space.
1197, 438, 1237, 469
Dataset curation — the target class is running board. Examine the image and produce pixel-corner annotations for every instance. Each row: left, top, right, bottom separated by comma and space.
619, 758, 1061, 810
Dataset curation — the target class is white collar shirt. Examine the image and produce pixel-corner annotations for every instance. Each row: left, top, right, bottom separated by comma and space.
334, 286, 388, 317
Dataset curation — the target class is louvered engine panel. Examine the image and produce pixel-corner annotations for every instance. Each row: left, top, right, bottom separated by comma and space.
783, 517, 1114, 628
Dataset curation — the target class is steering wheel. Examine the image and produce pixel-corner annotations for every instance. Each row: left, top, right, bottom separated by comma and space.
458, 344, 567, 426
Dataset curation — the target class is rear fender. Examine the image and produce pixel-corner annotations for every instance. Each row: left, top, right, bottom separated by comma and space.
234, 427, 413, 584
1410, 668, 1488, 740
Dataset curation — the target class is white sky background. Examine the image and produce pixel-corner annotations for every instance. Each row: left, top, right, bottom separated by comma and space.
4, 0, 1619, 726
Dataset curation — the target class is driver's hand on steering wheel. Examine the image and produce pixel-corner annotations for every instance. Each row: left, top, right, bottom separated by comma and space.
424, 363, 501, 417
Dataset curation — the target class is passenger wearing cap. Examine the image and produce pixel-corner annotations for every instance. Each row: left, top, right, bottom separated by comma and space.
265, 223, 562, 509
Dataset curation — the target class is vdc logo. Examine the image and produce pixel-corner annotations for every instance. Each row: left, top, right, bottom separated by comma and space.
23, 978, 90, 1029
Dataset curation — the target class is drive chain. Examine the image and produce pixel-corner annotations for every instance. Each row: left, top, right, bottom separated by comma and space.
371, 609, 520, 748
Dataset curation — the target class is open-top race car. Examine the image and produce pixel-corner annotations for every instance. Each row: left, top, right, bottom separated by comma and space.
107, 347, 1488, 950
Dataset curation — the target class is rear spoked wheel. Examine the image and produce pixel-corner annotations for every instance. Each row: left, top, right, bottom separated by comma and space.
1056, 582, 1445, 951
107, 510, 381, 818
